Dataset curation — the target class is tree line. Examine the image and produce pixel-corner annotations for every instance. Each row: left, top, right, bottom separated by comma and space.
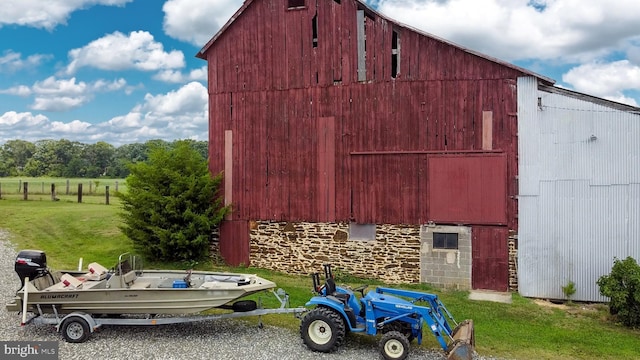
0, 139, 208, 178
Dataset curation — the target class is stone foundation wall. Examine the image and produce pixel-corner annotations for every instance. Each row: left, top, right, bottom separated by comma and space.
209, 227, 224, 265
249, 221, 421, 284
214, 220, 519, 290
508, 234, 518, 291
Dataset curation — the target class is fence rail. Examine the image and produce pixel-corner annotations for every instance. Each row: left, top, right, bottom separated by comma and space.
0, 178, 125, 204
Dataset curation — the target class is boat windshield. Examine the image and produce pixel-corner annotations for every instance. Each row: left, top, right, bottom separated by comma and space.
114, 253, 143, 275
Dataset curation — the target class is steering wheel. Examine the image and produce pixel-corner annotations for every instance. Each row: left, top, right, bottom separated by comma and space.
183, 269, 193, 287
353, 284, 368, 296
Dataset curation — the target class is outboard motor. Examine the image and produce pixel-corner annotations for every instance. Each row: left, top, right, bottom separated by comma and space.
15, 250, 48, 288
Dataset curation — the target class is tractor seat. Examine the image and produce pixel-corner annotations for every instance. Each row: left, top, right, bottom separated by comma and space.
326, 278, 350, 304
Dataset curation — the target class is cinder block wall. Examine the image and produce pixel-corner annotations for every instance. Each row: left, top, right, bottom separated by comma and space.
420, 225, 472, 290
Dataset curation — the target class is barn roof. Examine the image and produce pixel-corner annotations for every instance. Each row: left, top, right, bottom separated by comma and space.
539, 84, 640, 113
196, 0, 556, 85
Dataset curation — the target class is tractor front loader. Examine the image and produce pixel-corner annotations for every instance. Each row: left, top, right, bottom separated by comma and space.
300, 264, 475, 360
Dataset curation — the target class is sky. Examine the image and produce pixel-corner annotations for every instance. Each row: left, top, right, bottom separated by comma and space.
1, 0, 639, 146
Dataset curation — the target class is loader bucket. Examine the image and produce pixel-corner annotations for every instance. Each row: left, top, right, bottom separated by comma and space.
446, 319, 475, 360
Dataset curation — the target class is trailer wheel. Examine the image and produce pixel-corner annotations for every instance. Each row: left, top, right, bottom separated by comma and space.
380, 331, 410, 360
300, 307, 345, 352
232, 300, 257, 312
61, 317, 91, 343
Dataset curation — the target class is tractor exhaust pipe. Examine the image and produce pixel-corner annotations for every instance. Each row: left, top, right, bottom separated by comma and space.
311, 273, 321, 293
323, 263, 333, 280
446, 319, 475, 360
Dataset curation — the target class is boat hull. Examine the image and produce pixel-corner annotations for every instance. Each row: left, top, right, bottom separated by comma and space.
6, 269, 276, 315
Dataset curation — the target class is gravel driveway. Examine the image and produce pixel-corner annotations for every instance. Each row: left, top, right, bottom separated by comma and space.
0, 229, 498, 360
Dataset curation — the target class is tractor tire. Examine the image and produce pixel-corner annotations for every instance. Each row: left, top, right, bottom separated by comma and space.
381, 320, 415, 342
60, 317, 91, 343
380, 331, 410, 360
300, 307, 346, 353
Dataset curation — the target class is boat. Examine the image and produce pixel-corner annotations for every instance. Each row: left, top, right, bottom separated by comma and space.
6, 250, 277, 315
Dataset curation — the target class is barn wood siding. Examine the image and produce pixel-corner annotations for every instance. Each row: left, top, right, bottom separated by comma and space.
204, 0, 522, 228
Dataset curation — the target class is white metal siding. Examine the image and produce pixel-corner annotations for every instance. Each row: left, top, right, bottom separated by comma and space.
517, 76, 640, 302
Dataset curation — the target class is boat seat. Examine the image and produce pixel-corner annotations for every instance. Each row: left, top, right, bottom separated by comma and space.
84, 262, 109, 281
122, 270, 151, 289
60, 273, 83, 289
88, 262, 109, 275
122, 270, 137, 286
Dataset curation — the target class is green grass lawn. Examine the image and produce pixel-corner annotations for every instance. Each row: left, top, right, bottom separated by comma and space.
0, 199, 638, 359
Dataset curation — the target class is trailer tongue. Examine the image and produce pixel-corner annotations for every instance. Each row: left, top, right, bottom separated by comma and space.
300, 264, 475, 360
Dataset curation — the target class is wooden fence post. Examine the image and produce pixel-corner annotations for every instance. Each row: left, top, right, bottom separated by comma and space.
18, 179, 22, 193
77, 184, 83, 203
51, 184, 56, 201
66, 179, 70, 195
105, 186, 110, 205
89, 182, 93, 194
0, 183, 2, 199
115, 181, 119, 192
23, 182, 28, 200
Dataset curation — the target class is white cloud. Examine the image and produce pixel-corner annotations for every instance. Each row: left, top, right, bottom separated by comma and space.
562, 60, 640, 106
97, 82, 209, 144
0, 111, 47, 127
30, 77, 92, 111
49, 119, 92, 133
139, 81, 208, 116
0, 50, 50, 73
65, 31, 185, 75
0, 77, 129, 112
153, 66, 207, 83
0, 85, 32, 96
1, 82, 209, 146
0, 111, 96, 144
0, 0, 133, 30
32, 77, 87, 96
375, 0, 640, 63
106, 112, 143, 128
93, 78, 127, 91
163, 0, 243, 46
32, 96, 89, 112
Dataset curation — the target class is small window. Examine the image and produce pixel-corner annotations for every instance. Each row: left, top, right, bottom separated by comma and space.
312, 15, 318, 48
357, 10, 366, 81
433, 232, 458, 249
288, 0, 305, 9
349, 223, 376, 241
391, 30, 399, 78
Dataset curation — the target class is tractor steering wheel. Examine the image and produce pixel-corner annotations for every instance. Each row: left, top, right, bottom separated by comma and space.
353, 284, 368, 297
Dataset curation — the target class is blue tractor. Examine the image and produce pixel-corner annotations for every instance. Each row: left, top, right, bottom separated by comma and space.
300, 264, 475, 360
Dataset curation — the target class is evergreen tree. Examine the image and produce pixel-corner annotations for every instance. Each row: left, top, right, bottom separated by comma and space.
119, 140, 228, 261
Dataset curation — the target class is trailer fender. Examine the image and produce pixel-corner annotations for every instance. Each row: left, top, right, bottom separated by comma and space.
56, 313, 98, 333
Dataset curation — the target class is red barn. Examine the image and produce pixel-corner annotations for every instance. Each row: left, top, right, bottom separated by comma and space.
197, 0, 553, 291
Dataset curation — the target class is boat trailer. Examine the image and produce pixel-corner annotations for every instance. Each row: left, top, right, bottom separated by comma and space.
21, 288, 306, 343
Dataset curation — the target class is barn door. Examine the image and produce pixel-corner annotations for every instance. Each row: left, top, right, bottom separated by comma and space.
219, 220, 250, 266
472, 226, 508, 291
